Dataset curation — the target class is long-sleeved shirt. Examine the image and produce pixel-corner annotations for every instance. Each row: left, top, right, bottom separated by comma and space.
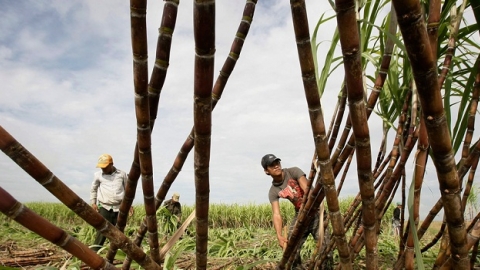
90, 167, 128, 212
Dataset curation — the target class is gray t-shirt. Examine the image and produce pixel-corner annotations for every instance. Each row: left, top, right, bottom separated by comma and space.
268, 167, 306, 211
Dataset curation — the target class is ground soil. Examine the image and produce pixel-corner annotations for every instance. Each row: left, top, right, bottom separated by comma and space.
0, 241, 279, 270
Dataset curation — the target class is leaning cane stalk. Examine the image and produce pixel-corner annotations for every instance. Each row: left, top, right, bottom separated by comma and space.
285, 0, 352, 268
331, 4, 398, 179
114, 0, 181, 262
126, 1, 258, 264
392, 0, 468, 267
0, 126, 161, 269
129, 0, 162, 265
0, 187, 118, 270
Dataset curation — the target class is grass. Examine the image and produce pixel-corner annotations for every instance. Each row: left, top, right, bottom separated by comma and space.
0, 201, 446, 269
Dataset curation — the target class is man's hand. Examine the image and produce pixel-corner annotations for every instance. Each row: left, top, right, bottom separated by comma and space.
277, 234, 288, 249
92, 204, 99, 212
129, 206, 134, 216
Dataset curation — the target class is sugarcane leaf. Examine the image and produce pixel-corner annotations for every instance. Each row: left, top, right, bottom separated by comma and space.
408, 171, 425, 269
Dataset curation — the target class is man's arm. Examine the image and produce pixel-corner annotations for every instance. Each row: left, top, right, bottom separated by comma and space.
297, 175, 309, 194
90, 177, 100, 212
271, 201, 287, 248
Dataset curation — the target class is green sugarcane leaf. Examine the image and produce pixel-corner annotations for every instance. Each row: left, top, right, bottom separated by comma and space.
408, 169, 425, 269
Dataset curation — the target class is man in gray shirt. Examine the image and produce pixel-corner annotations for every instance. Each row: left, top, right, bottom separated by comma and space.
90, 154, 133, 251
262, 154, 319, 270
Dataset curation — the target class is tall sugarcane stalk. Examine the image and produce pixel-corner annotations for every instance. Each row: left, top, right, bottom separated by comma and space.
427, 0, 441, 58
125, 2, 257, 266
392, 0, 469, 267
404, 92, 428, 269
343, 95, 418, 264
409, 33, 476, 267
309, 5, 399, 264
129, 0, 162, 265
374, 90, 412, 204
285, 0, 352, 269
330, 6, 398, 179
335, 0, 377, 268
328, 2, 398, 175
418, 138, 480, 248
400, 0, 435, 259
0, 126, 161, 269
111, 1, 180, 263
439, 219, 480, 269
0, 187, 118, 270
328, 86, 347, 153
193, 0, 215, 269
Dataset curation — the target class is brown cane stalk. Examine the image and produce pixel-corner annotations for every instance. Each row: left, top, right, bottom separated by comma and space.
404, 88, 423, 270
459, 57, 480, 170
335, 0, 377, 267
113, 0, 181, 261
412, 12, 470, 265
470, 239, 480, 268
124, 2, 258, 267
418, 138, 480, 250
427, 0, 441, 59
349, 123, 419, 263
438, 2, 467, 88
392, 0, 469, 267
438, 220, 480, 270
0, 187, 118, 270
282, 0, 352, 269
192, 0, 215, 268
336, 152, 353, 194
330, 5, 397, 182
422, 219, 447, 253
433, 228, 450, 269
124, 0, 257, 265
461, 155, 480, 214
129, 0, 162, 264
0, 126, 161, 269
328, 85, 347, 153
374, 90, 412, 203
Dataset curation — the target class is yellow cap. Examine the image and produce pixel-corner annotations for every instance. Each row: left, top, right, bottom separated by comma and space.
96, 154, 113, 168
172, 192, 180, 201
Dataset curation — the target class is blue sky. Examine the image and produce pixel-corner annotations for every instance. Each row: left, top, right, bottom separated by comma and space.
2, 1, 476, 221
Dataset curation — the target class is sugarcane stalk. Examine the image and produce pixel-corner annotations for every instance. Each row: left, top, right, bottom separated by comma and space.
392, 0, 469, 267
336, 1, 377, 265
286, 0, 352, 269
113, 0, 181, 262
193, 0, 215, 268
0, 255, 66, 267
0, 187, 118, 270
126, 3, 258, 262
0, 126, 161, 270
7, 248, 54, 258
129, 0, 162, 265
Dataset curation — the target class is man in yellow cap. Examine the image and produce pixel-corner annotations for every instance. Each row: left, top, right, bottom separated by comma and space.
163, 192, 182, 226
90, 154, 133, 251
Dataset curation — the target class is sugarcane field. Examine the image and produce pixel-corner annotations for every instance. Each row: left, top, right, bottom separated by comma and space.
1, 0, 480, 269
